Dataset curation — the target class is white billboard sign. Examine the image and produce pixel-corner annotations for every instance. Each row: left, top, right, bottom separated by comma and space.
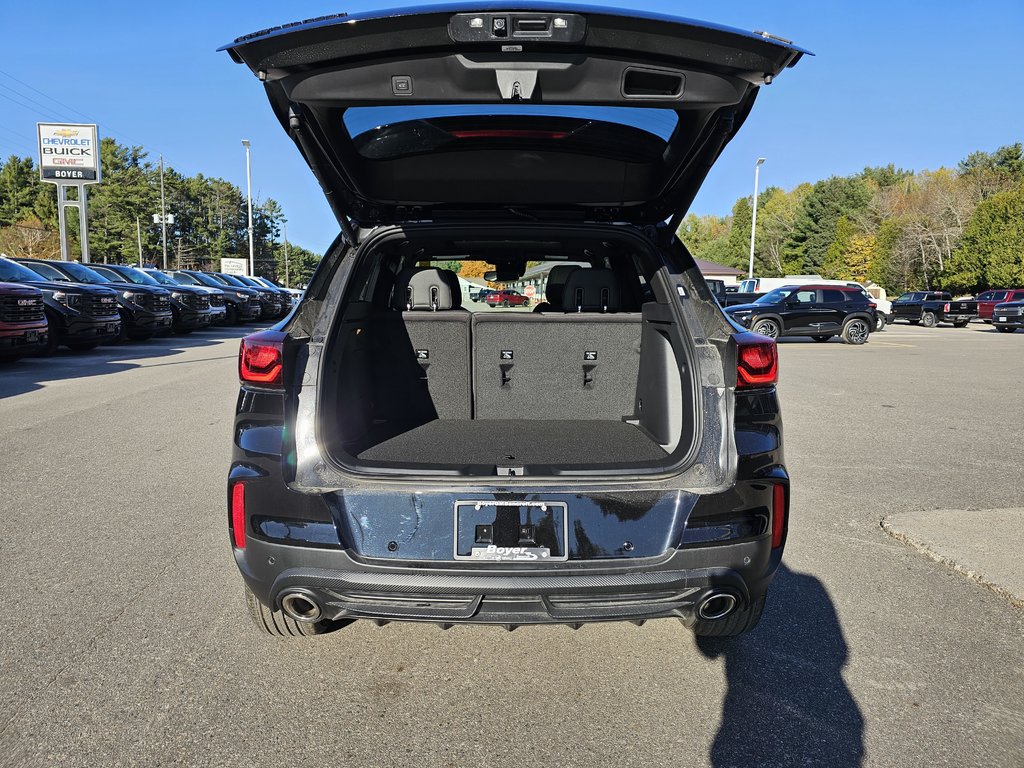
37, 123, 101, 184
221, 258, 249, 276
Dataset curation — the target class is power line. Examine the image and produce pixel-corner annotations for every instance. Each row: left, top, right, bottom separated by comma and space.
0, 81, 76, 123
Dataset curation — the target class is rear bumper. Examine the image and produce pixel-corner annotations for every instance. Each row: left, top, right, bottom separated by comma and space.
235, 534, 778, 626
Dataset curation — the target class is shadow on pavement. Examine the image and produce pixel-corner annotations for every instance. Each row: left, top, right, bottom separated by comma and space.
696, 563, 864, 768
0, 325, 264, 400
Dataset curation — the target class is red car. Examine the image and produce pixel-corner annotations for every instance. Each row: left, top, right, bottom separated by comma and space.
977, 289, 1024, 322
0, 281, 48, 362
484, 289, 531, 307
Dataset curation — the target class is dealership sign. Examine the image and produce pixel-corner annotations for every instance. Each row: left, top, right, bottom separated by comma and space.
37, 123, 101, 183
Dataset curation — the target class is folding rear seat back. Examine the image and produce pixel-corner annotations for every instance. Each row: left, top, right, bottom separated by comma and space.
472, 268, 643, 421
531, 264, 580, 312
373, 267, 472, 423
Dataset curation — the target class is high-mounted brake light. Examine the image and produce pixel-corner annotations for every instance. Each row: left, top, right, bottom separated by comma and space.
239, 330, 286, 386
735, 332, 778, 388
450, 129, 569, 140
771, 483, 787, 548
231, 482, 246, 548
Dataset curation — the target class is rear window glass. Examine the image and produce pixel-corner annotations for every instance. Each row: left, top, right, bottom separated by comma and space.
821, 289, 845, 303
414, 259, 592, 313
344, 105, 678, 140
344, 105, 678, 161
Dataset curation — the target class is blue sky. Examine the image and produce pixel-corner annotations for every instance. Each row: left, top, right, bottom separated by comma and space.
1, 1, 1021, 253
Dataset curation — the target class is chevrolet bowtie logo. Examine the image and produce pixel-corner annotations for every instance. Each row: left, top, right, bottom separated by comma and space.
53, 128, 79, 137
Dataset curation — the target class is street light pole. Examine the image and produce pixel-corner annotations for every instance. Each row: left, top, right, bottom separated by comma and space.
748, 157, 766, 280
242, 139, 255, 277
283, 220, 290, 288
136, 215, 143, 267
159, 154, 168, 270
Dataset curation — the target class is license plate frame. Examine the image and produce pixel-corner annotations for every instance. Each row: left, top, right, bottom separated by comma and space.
453, 501, 568, 562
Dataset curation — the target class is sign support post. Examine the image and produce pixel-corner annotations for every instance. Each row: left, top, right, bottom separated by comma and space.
37, 123, 101, 261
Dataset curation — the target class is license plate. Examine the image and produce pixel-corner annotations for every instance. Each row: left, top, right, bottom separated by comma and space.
997, 316, 1007, 322
107, 323, 118, 332
454, 501, 568, 561
25, 330, 38, 342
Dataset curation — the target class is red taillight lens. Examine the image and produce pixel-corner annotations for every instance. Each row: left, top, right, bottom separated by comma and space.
239, 330, 286, 386
231, 482, 246, 548
735, 332, 779, 388
771, 483, 787, 549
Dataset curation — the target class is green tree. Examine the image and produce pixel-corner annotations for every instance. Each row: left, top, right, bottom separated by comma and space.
945, 184, 1024, 292
784, 176, 872, 274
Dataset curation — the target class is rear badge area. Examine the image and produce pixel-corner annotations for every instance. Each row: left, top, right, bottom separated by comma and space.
454, 501, 568, 561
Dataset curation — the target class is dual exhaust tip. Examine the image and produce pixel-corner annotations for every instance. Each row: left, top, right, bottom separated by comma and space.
280, 591, 322, 623
696, 591, 739, 621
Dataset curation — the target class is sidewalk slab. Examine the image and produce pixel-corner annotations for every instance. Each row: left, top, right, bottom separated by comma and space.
882, 508, 1024, 608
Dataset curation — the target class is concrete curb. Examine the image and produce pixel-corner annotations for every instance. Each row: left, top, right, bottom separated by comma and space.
881, 512, 1024, 610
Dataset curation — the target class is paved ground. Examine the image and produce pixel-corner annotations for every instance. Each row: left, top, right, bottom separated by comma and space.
0, 322, 1021, 767
883, 508, 1024, 607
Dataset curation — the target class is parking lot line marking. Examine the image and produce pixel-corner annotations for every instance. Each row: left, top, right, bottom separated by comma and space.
871, 341, 916, 348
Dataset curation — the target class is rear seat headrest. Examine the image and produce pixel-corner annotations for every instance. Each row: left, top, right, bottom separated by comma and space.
391, 267, 462, 311
543, 265, 581, 306
560, 268, 621, 313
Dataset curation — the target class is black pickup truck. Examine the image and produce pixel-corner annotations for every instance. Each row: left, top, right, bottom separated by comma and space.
891, 292, 976, 327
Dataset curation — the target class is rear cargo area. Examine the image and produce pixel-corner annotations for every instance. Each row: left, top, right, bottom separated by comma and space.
320, 260, 697, 476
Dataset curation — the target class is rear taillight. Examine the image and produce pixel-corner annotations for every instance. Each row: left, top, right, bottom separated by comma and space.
944, 302, 951, 313
735, 332, 778, 388
239, 330, 286, 386
771, 483, 787, 549
230, 482, 246, 548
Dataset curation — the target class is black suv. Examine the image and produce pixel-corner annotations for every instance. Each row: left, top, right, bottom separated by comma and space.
223, 6, 807, 637
90, 264, 214, 334
168, 270, 261, 324
726, 285, 876, 344
18, 258, 173, 341
211, 273, 284, 319
2, 256, 121, 351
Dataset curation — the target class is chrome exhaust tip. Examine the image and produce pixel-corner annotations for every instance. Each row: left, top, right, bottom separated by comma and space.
280, 591, 322, 623
697, 592, 738, 621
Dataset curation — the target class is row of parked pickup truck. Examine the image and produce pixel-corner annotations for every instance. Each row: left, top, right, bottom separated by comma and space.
0, 255, 295, 362
888, 289, 1024, 332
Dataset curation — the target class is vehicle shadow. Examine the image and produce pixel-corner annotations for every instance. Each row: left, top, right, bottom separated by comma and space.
695, 563, 864, 768
0, 325, 265, 400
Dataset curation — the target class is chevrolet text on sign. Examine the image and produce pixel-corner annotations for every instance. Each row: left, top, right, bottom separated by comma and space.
37, 123, 101, 182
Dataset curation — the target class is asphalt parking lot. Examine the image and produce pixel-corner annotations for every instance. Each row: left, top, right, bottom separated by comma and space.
1, 323, 1021, 768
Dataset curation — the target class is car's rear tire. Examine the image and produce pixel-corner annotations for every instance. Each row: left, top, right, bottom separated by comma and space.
842, 318, 871, 345
751, 318, 780, 340
244, 585, 339, 638
812, 335, 832, 342
502, 300, 510, 307
690, 593, 766, 638
523, 299, 531, 307
875, 314, 886, 331
952, 320, 969, 328
996, 326, 1017, 333
920, 311, 937, 328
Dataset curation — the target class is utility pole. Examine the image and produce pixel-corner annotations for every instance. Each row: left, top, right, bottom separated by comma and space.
136, 215, 143, 267
242, 139, 255, 277
159, 154, 168, 270
748, 157, 766, 280
283, 220, 290, 288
